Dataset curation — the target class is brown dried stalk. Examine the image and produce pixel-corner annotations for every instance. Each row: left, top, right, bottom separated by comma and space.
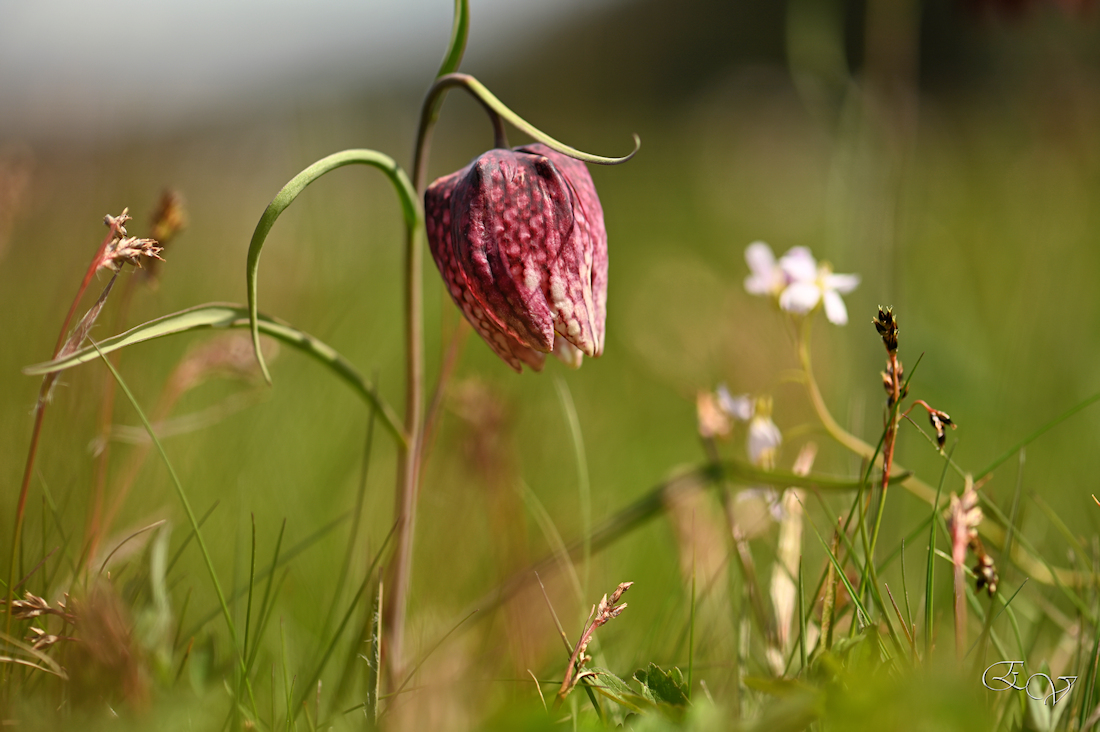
7, 210, 148, 645
873, 306, 902, 493
556, 581, 633, 703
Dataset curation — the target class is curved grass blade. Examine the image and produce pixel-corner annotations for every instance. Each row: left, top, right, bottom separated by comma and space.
244, 149, 420, 383
24, 303, 407, 447
427, 74, 640, 166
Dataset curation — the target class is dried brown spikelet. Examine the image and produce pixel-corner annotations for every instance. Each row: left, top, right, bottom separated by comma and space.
872, 306, 899, 353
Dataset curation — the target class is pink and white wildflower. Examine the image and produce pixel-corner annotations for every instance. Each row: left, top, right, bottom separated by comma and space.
744, 242, 860, 325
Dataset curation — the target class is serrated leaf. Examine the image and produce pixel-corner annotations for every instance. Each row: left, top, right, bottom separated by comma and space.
634, 663, 689, 707
586, 667, 655, 715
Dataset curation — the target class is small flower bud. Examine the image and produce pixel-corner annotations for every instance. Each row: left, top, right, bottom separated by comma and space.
425, 144, 607, 373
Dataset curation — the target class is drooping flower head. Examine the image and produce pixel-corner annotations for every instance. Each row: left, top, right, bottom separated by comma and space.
425, 143, 607, 372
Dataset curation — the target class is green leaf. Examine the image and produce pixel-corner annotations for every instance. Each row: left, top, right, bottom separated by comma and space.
244, 149, 420, 384
634, 663, 689, 707
429, 74, 640, 166
23, 303, 407, 447
586, 667, 654, 715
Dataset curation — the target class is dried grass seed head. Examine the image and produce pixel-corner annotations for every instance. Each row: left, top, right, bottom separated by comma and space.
872, 306, 899, 352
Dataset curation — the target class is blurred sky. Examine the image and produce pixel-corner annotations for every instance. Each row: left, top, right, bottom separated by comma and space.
0, 0, 623, 140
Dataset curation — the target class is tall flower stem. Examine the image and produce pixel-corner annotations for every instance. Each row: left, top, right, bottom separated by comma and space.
385, 188, 425, 685
385, 59, 635, 686
384, 70, 527, 684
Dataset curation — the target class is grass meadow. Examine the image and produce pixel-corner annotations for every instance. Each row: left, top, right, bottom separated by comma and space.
4, 1, 1100, 729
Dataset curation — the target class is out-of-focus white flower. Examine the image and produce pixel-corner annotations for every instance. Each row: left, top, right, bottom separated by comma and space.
744, 242, 860, 325
747, 395, 782, 469
716, 384, 753, 422
777, 248, 859, 325
744, 241, 787, 297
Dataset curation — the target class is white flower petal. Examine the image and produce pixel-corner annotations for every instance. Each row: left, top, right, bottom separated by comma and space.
745, 241, 776, 274
744, 242, 783, 296
778, 247, 817, 283
779, 282, 821, 314
823, 289, 849, 325
717, 385, 754, 421
825, 272, 860, 294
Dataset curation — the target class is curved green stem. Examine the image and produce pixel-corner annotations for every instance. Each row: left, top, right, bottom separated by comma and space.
26, 303, 407, 447
246, 149, 420, 384
412, 73, 639, 190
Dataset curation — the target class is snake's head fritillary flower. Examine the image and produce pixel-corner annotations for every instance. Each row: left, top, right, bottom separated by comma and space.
425, 143, 607, 373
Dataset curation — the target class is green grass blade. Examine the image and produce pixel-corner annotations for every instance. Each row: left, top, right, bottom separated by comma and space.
798, 557, 807, 672
91, 341, 257, 716
166, 500, 221, 576
804, 510, 871, 629
25, 303, 406, 447
184, 512, 350, 640
900, 539, 914, 639
244, 149, 420, 383
554, 375, 592, 597
246, 518, 286, 674
688, 540, 696, 698
280, 619, 294, 732
924, 444, 954, 660
242, 514, 258, 678
292, 524, 395, 721
319, 412, 377, 645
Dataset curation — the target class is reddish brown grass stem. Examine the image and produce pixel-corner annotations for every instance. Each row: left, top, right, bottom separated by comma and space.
881, 350, 901, 493
5, 218, 126, 658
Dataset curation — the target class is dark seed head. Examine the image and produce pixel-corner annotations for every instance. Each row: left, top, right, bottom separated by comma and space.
872, 306, 899, 353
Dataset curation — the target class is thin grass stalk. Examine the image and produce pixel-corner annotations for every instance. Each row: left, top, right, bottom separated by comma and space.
184, 513, 349, 641
797, 558, 807, 672
237, 513, 258, 716
688, 535, 696, 698
554, 376, 592, 597
319, 409, 376, 644
381, 2, 470, 685
5, 219, 125, 650
293, 525, 394, 721
91, 342, 259, 717
924, 444, 954, 660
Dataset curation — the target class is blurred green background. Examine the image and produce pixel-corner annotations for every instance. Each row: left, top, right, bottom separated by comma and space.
3, 0, 1100, 726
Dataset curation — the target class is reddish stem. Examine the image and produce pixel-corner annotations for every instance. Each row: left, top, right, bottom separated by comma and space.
881, 351, 902, 493
5, 219, 124, 652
